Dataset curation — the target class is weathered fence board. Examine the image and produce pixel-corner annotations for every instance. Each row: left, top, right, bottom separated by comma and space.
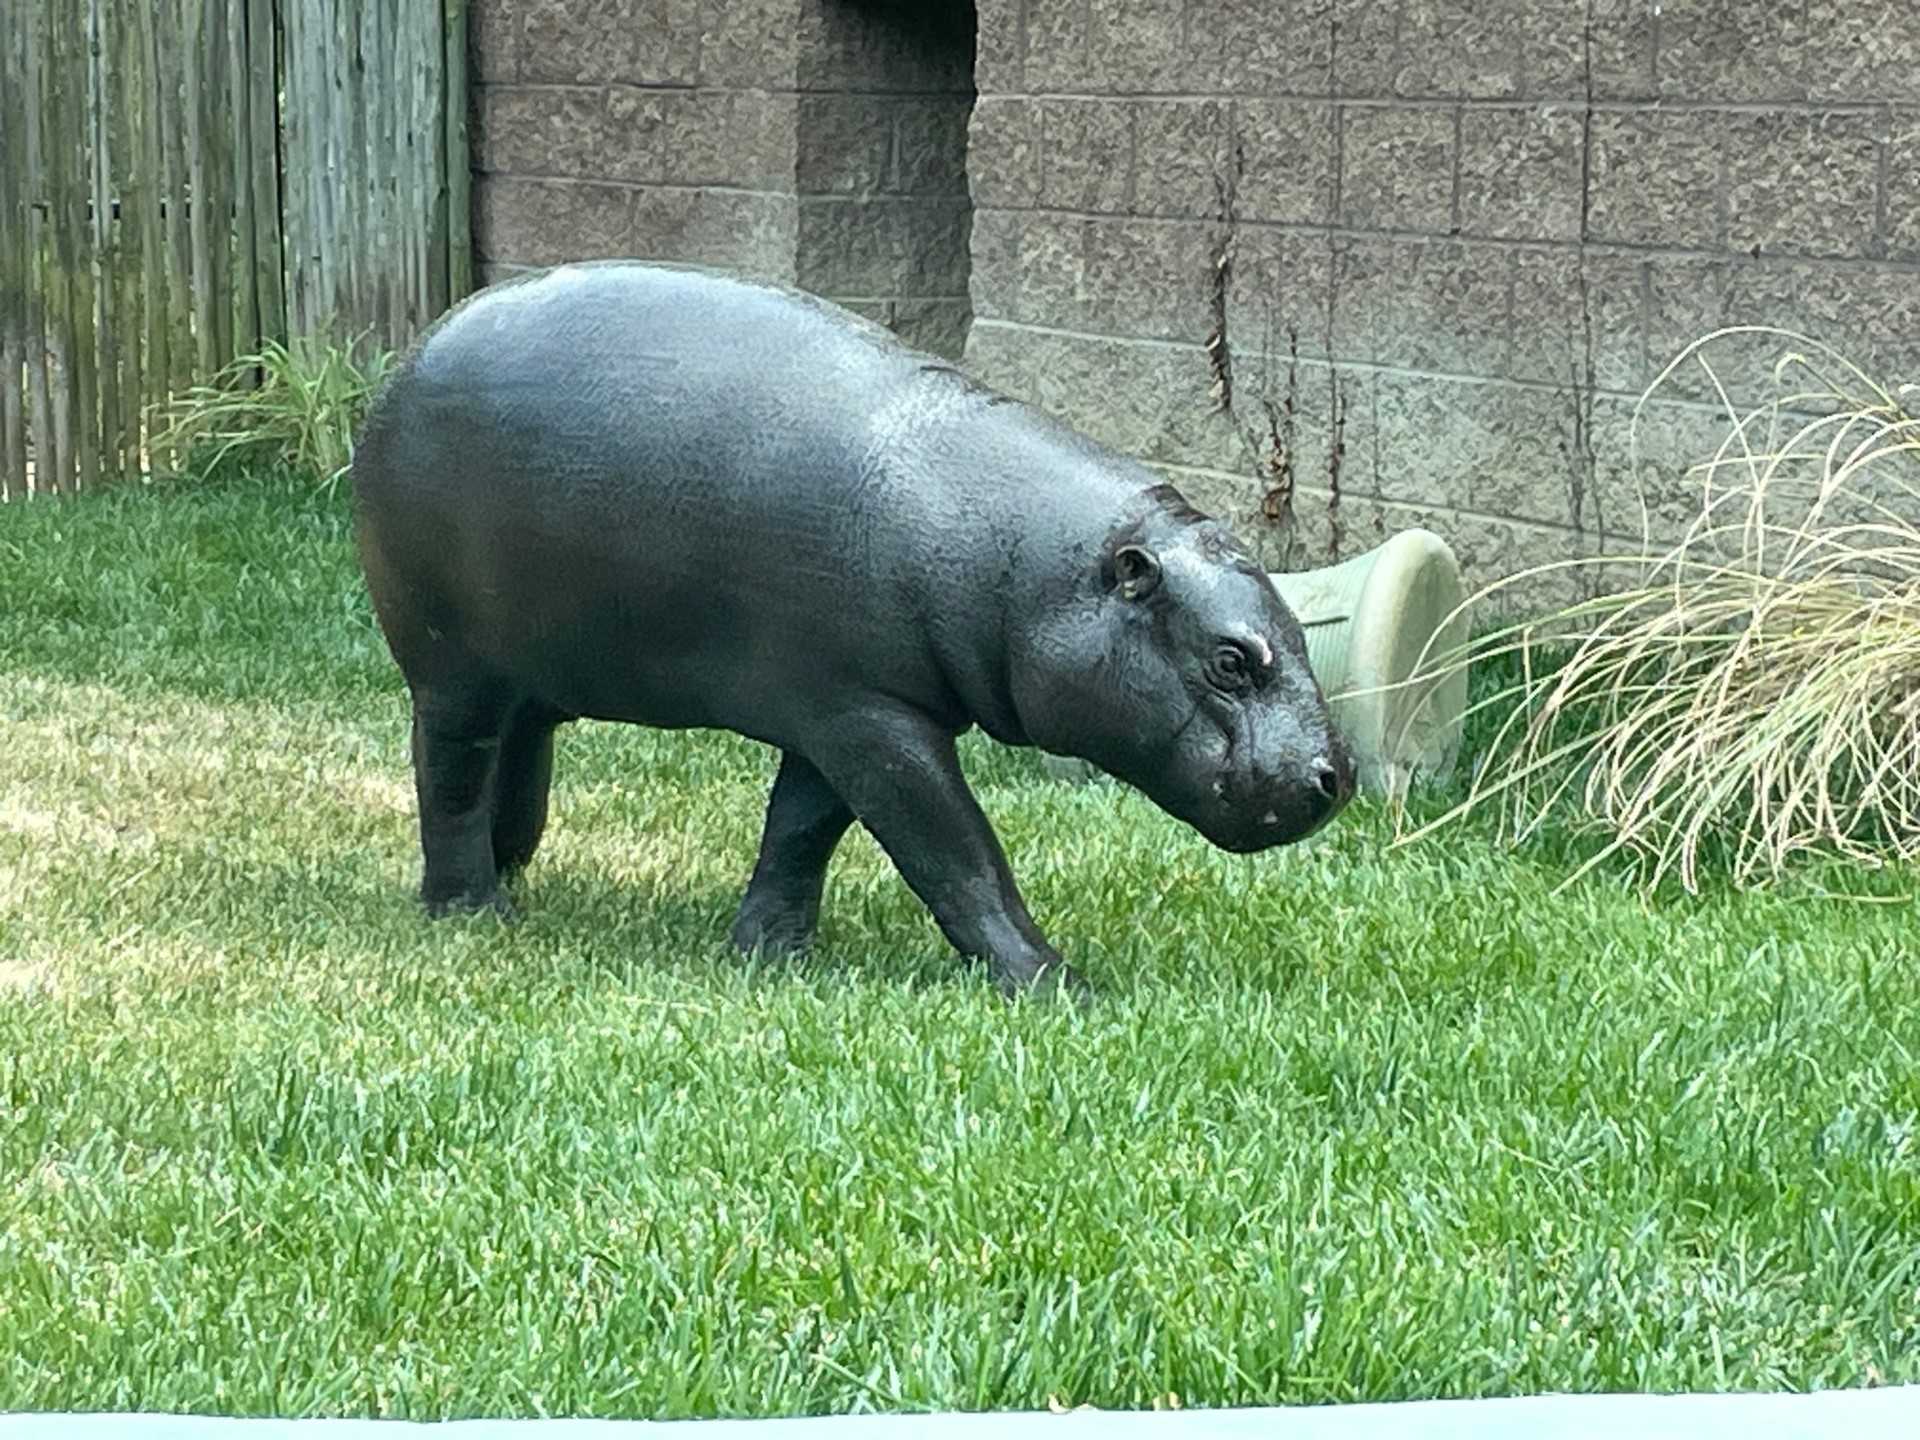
2, 0, 471, 499
1, 0, 28, 500
281, 0, 466, 357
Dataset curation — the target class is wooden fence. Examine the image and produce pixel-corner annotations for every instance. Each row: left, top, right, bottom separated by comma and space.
0, 0, 472, 501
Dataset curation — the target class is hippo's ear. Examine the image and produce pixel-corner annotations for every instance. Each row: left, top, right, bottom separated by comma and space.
1108, 543, 1163, 602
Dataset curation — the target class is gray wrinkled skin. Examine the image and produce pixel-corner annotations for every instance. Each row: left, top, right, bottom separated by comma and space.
351, 260, 1354, 998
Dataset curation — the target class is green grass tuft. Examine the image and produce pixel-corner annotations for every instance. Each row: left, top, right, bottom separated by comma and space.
145, 335, 396, 491
1, 472, 1917, 1419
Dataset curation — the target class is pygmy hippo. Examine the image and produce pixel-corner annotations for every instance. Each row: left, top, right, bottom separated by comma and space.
350, 260, 1354, 997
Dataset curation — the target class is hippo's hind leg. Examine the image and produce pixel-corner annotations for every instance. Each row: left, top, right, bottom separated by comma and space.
492, 703, 561, 879
731, 751, 855, 955
409, 678, 516, 918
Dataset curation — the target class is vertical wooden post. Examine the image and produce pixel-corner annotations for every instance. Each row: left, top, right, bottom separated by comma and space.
444, 0, 472, 307
64, 0, 100, 492
136, 0, 170, 473
0, 0, 28, 499
40, 0, 74, 494
115, 0, 147, 480
90, 0, 123, 485
159, 2, 195, 411
229, 0, 260, 369
247, 0, 285, 346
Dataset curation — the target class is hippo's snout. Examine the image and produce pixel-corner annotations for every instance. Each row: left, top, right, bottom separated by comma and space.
1210, 728, 1356, 854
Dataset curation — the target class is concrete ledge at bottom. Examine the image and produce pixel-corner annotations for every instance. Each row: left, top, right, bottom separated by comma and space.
6, 1388, 1919, 1438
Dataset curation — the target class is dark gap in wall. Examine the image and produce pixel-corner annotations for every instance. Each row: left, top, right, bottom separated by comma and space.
796, 0, 977, 360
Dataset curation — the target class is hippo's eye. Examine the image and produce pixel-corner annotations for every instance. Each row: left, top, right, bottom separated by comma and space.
1207, 642, 1255, 693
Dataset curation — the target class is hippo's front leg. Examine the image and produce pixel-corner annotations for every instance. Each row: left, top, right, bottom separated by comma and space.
804, 707, 1087, 1000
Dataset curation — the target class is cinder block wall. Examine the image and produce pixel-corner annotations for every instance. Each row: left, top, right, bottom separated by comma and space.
470, 0, 804, 284
963, 1, 1920, 596
471, 0, 975, 357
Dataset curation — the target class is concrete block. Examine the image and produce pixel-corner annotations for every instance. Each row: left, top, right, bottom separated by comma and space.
1330, 0, 1401, 96
1386, 373, 1592, 526
970, 212, 1212, 342
1519, 0, 1656, 100
472, 85, 609, 177
1039, 99, 1133, 213
1340, 106, 1456, 233
890, 298, 974, 360
796, 95, 895, 196
1654, 1, 1801, 102
893, 99, 973, 197
1277, 363, 1392, 515
1375, 240, 1513, 377
1190, 0, 1334, 95
476, 178, 634, 268
1139, 346, 1254, 478
913, 199, 979, 294
520, 0, 699, 87
1589, 393, 1748, 547
963, 324, 1248, 494
797, 196, 971, 296
1679, 259, 1914, 404
725, 91, 800, 192
1651, 0, 1919, 103
602, 90, 734, 187
1839, 265, 1920, 385
627, 186, 704, 268
961, 322, 1134, 451
974, 0, 1023, 95
1237, 102, 1337, 224
1087, 0, 1188, 94
1642, 256, 1729, 402
1132, 101, 1232, 221
628, 188, 800, 280
1806, 0, 1920, 102
1508, 249, 1646, 395
1456, 105, 1584, 242
1645, 257, 1907, 407
1080, 218, 1215, 342
963, 207, 1027, 323
967, 99, 1044, 209
1392, 0, 1522, 98
469, 0, 520, 84
998, 213, 1090, 328
1586, 112, 1722, 249
1226, 226, 1331, 366
1725, 111, 1884, 260
697, 0, 801, 89
684, 191, 801, 283
1324, 236, 1398, 364
1888, 110, 1920, 259
1025, 0, 1089, 93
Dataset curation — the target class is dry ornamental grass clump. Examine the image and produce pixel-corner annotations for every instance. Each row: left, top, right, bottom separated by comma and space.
1393, 327, 1920, 895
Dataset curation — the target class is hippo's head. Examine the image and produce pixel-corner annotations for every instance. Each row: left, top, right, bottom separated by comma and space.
1021, 487, 1355, 853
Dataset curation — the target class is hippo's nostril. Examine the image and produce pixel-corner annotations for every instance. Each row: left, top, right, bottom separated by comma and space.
1312, 757, 1345, 802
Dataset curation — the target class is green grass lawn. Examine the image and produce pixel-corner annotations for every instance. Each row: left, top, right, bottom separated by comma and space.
2, 472, 1917, 1420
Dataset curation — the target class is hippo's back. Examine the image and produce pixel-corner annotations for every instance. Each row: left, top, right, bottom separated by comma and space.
358, 261, 923, 523
349, 262, 1089, 739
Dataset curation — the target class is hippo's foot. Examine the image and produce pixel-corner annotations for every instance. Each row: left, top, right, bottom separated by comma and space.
987, 952, 1093, 1006
423, 887, 517, 923
728, 895, 820, 957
